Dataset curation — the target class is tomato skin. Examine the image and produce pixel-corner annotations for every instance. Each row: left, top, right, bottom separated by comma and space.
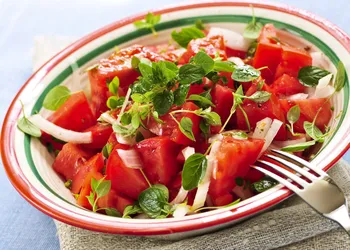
178, 35, 227, 64
258, 24, 279, 43
97, 190, 135, 214
77, 171, 103, 209
271, 74, 305, 98
211, 193, 234, 207
211, 84, 233, 124
236, 82, 287, 140
279, 98, 332, 133
53, 143, 93, 181
208, 137, 264, 206
168, 172, 196, 206
147, 102, 201, 146
83, 124, 113, 149
274, 45, 312, 79
88, 45, 165, 118
245, 168, 265, 183
47, 91, 95, 131
106, 143, 149, 200
226, 47, 246, 59
71, 153, 104, 194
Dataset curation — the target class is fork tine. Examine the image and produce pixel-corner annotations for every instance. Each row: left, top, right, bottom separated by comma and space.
251, 166, 301, 193
271, 149, 326, 176
264, 154, 317, 181
257, 160, 310, 188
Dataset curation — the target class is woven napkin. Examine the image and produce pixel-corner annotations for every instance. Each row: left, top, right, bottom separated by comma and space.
33, 36, 350, 250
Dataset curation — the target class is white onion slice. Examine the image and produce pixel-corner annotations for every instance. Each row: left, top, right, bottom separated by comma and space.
98, 112, 116, 124
252, 118, 272, 139
181, 146, 195, 160
310, 51, 331, 69
208, 27, 251, 51
273, 136, 306, 148
232, 185, 254, 200
259, 119, 283, 156
314, 74, 334, 98
285, 93, 309, 100
115, 133, 136, 146
117, 149, 142, 169
29, 114, 92, 143
228, 57, 245, 66
171, 48, 186, 58
116, 88, 131, 124
173, 204, 191, 218
208, 133, 223, 143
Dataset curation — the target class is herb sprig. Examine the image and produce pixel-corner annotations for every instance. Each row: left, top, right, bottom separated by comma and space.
133, 13, 161, 35
243, 5, 263, 39
17, 102, 41, 137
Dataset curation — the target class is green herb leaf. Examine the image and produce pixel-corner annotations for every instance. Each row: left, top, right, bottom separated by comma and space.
133, 12, 161, 35
243, 6, 263, 39
104, 208, 121, 217
247, 91, 271, 103
179, 64, 206, 85
138, 186, 169, 218
86, 192, 95, 208
235, 177, 244, 186
107, 96, 125, 110
171, 27, 205, 48
298, 66, 331, 87
102, 142, 113, 159
17, 116, 41, 137
200, 110, 221, 126
91, 177, 111, 198
199, 119, 210, 136
122, 204, 143, 218
64, 179, 72, 189
182, 153, 207, 191
131, 113, 141, 129
187, 94, 215, 108
152, 184, 169, 201
108, 76, 119, 95
334, 61, 345, 92
153, 90, 174, 116
192, 51, 214, 74
251, 177, 278, 193
304, 121, 324, 142
287, 105, 300, 124
224, 131, 248, 139
131, 56, 140, 69
213, 60, 236, 72
195, 19, 206, 30
174, 84, 190, 106
179, 117, 195, 141
247, 41, 258, 58
281, 140, 316, 152
43, 85, 71, 111
231, 65, 261, 82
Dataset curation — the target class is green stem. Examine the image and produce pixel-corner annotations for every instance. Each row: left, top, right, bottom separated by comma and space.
239, 105, 251, 132
140, 168, 152, 187
219, 108, 236, 133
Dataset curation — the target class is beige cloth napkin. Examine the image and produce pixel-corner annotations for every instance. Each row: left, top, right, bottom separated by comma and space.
34, 37, 350, 250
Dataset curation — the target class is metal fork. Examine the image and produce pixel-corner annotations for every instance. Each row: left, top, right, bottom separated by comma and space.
252, 149, 350, 235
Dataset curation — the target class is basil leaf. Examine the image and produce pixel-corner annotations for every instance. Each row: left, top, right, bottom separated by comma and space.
123, 204, 143, 218
108, 76, 119, 95
179, 64, 206, 85
182, 153, 207, 191
231, 65, 261, 82
200, 111, 221, 126
298, 66, 331, 87
248, 91, 271, 103
213, 61, 236, 72
43, 85, 71, 111
192, 51, 214, 74
138, 187, 168, 218
107, 96, 125, 109
105, 208, 121, 217
287, 105, 300, 124
179, 117, 195, 141
187, 94, 215, 108
304, 121, 324, 142
251, 177, 278, 193
281, 140, 316, 152
243, 22, 263, 39
334, 61, 345, 92
174, 84, 190, 106
171, 27, 205, 48
153, 90, 174, 116
17, 116, 41, 137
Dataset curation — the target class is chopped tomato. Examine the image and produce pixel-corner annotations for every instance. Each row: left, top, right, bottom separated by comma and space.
106, 143, 148, 200
83, 123, 113, 149
279, 98, 332, 133
97, 190, 135, 214
135, 136, 181, 185
178, 35, 227, 64
211, 84, 233, 125
53, 143, 93, 181
226, 47, 246, 59
168, 172, 196, 206
71, 153, 104, 194
274, 45, 312, 79
88, 45, 165, 118
258, 24, 279, 44
77, 171, 103, 209
245, 168, 265, 183
271, 74, 305, 97
47, 91, 95, 131
147, 102, 201, 146
107, 133, 118, 148
211, 193, 235, 207
208, 137, 264, 206
236, 82, 287, 140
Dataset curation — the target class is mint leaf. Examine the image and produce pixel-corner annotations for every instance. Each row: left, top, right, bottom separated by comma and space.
243, 6, 263, 39
43, 85, 71, 111
153, 90, 174, 116
304, 121, 324, 142
107, 96, 125, 109
95, 179, 111, 198
281, 140, 316, 152
123, 204, 143, 218
247, 91, 271, 103
133, 12, 161, 35
179, 64, 206, 84
251, 177, 278, 193
105, 208, 121, 217
334, 61, 345, 92
108, 76, 119, 95
287, 105, 300, 124
247, 41, 258, 58
200, 110, 221, 126
102, 143, 113, 159
298, 66, 331, 87
17, 116, 41, 138
174, 84, 190, 106
171, 27, 205, 48
187, 94, 215, 108
182, 153, 207, 191
195, 19, 205, 30
231, 65, 261, 82
192, 51, 214, 74
213, 61, 236, 72
86, 191, 95, 208
179, 117, 195, 141
138, 186, 169, 218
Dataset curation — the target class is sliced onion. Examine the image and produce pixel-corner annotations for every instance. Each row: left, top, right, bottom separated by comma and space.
173, 204, 191, 218
116, 88, 131, 124
310, 51, 331, 69
259, 119, 283, 156
273, 136, 306, 148
98, 112, 116, 124
209, 140, 221, 157
115, 133, 136, 146
208, 27, 251, 51
285, 93, 309, 100
116, 149, 142, 169
29, 114, 92, 143
171, 187, 188, 205
232, 185, 254, 200
208, 133, 223, 143
134, 213, 149, 219
252, 118, 272, 139
314, 74, 334, 98
171, 48, 186, 58
228, 57, 245, 66
181, 146, 195, 160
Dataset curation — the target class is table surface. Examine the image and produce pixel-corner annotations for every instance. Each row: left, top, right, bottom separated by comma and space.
0, 0, 349, 249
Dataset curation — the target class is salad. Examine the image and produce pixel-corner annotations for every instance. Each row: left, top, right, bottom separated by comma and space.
18, 11, 345, 219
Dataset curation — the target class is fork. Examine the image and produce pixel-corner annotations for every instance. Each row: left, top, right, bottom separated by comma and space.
252, 149, 350, 236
